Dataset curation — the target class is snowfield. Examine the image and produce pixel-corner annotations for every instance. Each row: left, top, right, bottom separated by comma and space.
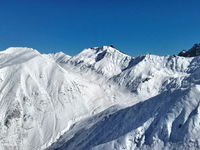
0, 46, 199, 150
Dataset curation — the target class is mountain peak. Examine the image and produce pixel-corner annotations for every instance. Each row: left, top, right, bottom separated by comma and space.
47, 51, 71, 63
178, 43, 200, 57
95, 45, 122, 54
65, 46, 132, 77
70, 45, 127, 64
78, 45, 128, 59
0, 47, 40, 55
0, 45, 200, 150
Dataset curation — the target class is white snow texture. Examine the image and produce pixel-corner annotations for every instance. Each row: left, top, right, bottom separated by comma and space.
0, 46, 199, 150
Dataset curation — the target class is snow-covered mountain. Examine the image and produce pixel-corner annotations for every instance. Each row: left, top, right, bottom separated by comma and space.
0, 45, 199, 150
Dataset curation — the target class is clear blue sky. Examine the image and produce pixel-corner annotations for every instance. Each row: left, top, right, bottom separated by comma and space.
0, 0, 200, 56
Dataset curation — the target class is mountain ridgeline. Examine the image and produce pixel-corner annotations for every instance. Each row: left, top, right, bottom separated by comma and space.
178, 43, 200, 57
0, 45, 199, 150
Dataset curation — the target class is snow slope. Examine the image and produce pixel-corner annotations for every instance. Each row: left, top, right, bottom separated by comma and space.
62, 46, 132, 78
49, 87, 200, 150
0, 47, 132, 150
0, 46, 199, 150
48, 46, 200, 150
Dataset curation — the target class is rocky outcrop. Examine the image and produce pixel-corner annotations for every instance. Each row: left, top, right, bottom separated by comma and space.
178, 43, 200, 57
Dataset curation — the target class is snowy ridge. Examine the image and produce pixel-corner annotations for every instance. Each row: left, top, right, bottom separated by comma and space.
0, 47, 132, 150
45, 52, 71, 63
65, 46, 132, 78
0, 46, 199, 150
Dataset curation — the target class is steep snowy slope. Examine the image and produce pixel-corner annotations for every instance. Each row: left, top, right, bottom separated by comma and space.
45, 52, 71, 63
0, 45, 200, 150
48, 46, 200, 150
0, 47, 133, 150
56, 47, 194, 101
49, 86, 200, 150
111, 54, 193, 100
59, 46, 132, 78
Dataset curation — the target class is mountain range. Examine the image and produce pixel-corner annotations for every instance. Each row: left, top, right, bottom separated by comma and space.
0, 45, 199, 150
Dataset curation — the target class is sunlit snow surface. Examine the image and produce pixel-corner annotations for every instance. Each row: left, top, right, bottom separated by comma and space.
0, 46, 199, 150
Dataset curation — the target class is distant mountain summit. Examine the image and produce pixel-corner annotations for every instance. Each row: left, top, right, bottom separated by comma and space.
178, 43, 200, 57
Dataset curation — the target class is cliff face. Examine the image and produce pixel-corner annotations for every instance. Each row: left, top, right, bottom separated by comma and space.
178, 44, 200, 57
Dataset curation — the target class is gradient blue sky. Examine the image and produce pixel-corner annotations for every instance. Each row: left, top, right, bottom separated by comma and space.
0, 0, 200, 56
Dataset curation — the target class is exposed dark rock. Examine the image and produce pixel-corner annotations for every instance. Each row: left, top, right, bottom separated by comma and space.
109, 45, 115, 48
95, 51, 107, 62
142, 77, 151, 83
4, 108, 21, 127
178, 43, 200, 57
